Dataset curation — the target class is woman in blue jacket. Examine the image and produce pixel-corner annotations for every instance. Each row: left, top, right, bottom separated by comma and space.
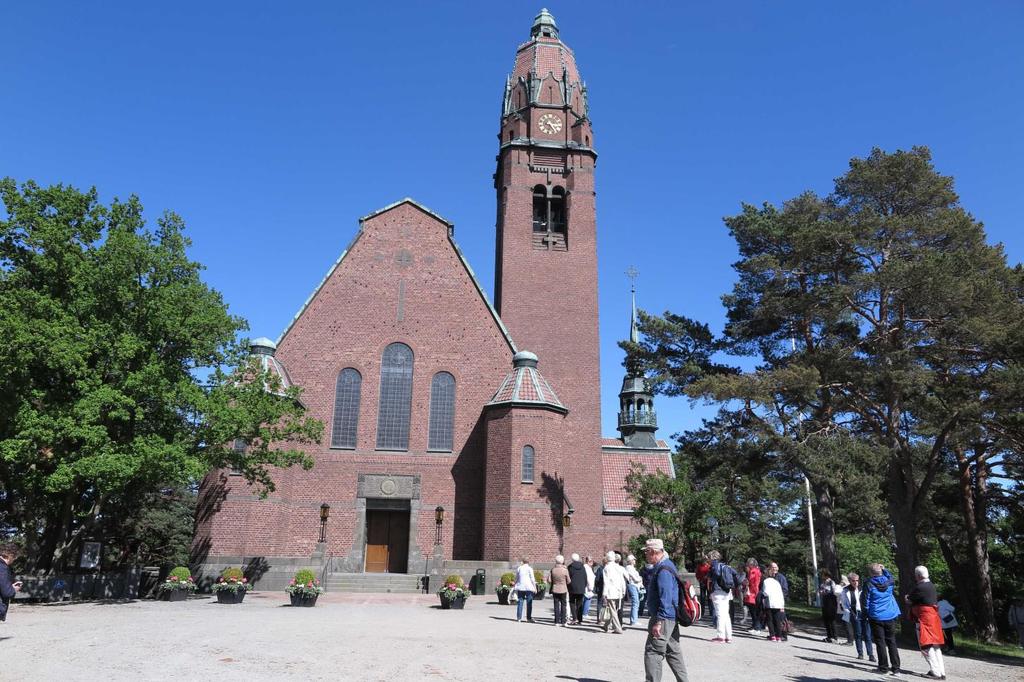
864, 564, 901, 675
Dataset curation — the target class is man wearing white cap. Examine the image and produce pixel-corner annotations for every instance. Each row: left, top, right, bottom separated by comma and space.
601, 551, 627, 634
643, 539, 689, 682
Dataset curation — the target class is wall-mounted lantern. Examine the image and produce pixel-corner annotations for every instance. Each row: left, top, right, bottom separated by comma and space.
318, 503, 330, 543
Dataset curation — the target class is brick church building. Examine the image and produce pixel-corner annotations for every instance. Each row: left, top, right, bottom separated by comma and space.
193, 9, 673, 584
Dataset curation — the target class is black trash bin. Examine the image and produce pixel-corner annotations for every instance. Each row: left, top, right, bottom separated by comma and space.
474, 568, 486, 596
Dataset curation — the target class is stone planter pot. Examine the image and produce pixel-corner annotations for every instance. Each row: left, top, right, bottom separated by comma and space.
535, 588, 546, 601
289, 593, 319, 607
216, 589, 246, 604
161, 588, 189, 602
497, 590, 510, 605
439, 593, 466, 610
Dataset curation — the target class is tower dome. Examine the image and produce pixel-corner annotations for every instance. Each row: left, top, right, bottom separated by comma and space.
246, 336, 293, 397
531, 8, 559, 39
487, 350, 567, 413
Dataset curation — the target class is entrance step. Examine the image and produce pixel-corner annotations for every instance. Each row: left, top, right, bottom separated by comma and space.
323, 572, 426, 594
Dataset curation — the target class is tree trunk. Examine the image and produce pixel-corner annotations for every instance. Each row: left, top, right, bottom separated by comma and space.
33, 489, 77, 573
887, 464, 919, 641
955, 452, 997, 641
811, 479, 841, 579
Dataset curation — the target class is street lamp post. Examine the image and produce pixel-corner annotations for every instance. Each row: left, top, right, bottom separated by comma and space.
804, 476, 820, 606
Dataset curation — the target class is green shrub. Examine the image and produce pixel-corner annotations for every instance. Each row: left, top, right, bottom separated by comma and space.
534, 569, 547, 586
212, 566, 250, 592
159, 565, 196, 592
443, 574, 464, 589
220, 567, 244, 581
286, 568, 324, 597
169, 566, 192, 581
293, 568, 317, 585
500, 572, 516, 587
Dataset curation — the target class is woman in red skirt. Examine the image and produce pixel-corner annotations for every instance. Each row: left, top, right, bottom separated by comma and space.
906, 566, 945, 680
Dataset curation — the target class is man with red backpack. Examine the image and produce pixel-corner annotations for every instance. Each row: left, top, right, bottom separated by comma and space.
642, 539, 689, 682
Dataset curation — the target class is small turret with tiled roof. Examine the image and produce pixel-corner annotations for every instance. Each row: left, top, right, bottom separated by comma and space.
617, 271, 658, 448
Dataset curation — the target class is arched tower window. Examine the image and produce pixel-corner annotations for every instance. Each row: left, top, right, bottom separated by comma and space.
550, 187, 566, 234
521, 445, 535, 483
331, 368, 361, 448
428, 372, 456, 451
376, 343, 414, 450
532, 185, 548, 233
532, 185, 568, 250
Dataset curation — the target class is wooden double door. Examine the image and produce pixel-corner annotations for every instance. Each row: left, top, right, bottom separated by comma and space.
364, 509, 409, 573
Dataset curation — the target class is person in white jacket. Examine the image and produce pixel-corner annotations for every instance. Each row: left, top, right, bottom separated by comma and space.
582, 557, 596, 623
513, 558, 537, 623
600, 551, 627, 634
761, 563, 787, 642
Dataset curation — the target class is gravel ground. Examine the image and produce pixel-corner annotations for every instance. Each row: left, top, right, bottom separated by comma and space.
4, 592, 1022, 681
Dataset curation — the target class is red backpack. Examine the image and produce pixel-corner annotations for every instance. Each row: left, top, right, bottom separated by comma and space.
679, 579, 701, 626
654, 565, 701, 627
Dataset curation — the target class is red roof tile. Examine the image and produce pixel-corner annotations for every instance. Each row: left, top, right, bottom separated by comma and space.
601, 449, 674, 512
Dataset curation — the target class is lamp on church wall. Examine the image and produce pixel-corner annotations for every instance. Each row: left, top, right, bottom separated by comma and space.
318, 503, 330, 543
562, 513, 572, 528
434, 506, 445, 545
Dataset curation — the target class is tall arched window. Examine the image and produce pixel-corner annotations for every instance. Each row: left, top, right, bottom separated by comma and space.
532, 185, 567, 250
376, 343, 414, 450
331, 368, 361, 448
532, 185, 548, 233
550, 187, 566, 234
521, 445, 535, 483
428, 372, 456, 451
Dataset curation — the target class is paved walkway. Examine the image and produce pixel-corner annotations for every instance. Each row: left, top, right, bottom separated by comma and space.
4, 592, 1022, 681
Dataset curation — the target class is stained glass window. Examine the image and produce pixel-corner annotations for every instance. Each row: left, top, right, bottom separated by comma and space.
521, 445, 535, 483
428, 372, 455, 451
376, 343, 414, 450
331, 368, 361, 448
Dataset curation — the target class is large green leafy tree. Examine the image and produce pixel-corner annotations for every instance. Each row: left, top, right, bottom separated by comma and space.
0, 179, 323, 572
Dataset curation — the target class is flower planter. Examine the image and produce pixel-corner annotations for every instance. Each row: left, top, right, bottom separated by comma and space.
290, 593, 319, 607
497, 590, 510, 605
535, 588, 546, 601
161, 589, 189, 602
439, 593, 466, 610
216, 590, 246, 604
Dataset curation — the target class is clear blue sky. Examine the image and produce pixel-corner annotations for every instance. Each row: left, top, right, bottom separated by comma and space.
3, 2, 1022, 439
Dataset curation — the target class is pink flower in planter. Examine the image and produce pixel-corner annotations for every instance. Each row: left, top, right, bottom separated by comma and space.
290, 579, 296, 585
218, 577, 224, 583
306, 581, 313, 587
170, 576, 179, 582
242, 578, 248, 583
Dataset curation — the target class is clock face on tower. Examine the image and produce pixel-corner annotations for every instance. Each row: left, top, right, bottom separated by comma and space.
537, 113, 563, 135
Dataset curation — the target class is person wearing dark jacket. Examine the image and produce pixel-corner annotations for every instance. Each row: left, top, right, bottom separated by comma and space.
0, 543, 23, 623
865, 563, 901, 675
818, 570, 840, 643
567, 553, 588, 626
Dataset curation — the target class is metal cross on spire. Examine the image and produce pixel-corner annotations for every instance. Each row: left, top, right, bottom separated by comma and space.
625, 266, 639, 343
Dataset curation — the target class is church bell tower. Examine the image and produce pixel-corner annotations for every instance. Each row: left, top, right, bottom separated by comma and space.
493, 9, 604, 543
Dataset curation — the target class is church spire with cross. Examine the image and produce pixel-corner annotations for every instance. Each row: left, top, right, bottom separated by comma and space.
617, 267, 659, 448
